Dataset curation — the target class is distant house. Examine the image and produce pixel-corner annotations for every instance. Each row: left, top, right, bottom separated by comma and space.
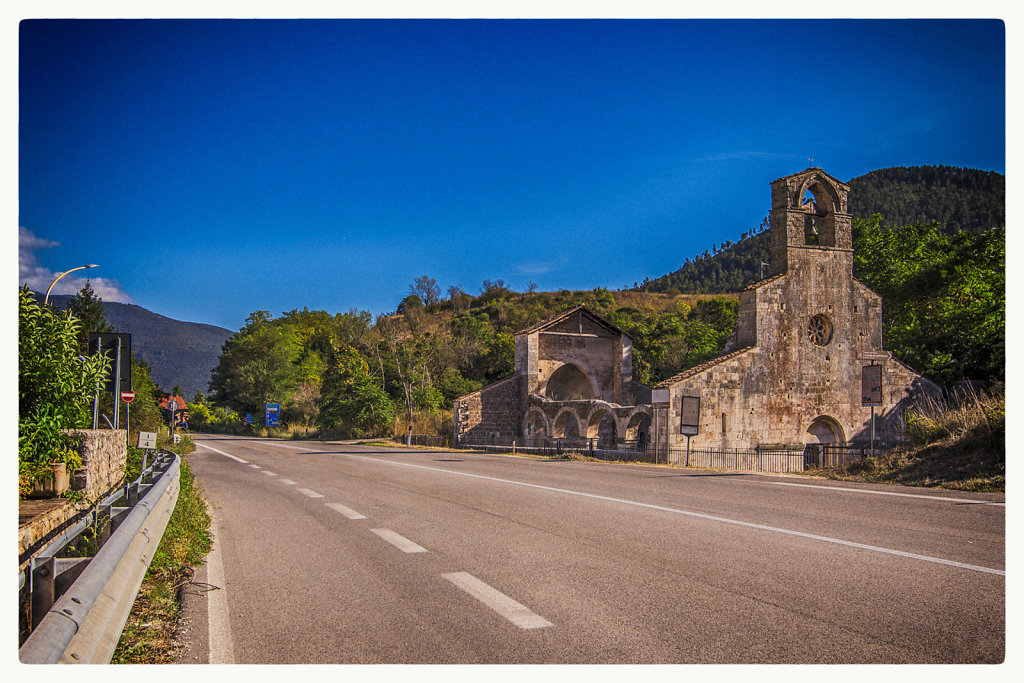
159, 395, 190, 428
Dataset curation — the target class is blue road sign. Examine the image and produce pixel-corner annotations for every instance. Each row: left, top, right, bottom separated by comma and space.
266, 403, 280, 427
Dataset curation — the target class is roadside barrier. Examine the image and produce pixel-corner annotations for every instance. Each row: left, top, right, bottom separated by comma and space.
19, 451, 181, 664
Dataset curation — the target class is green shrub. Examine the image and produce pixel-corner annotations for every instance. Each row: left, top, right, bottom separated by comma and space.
19, 287, 110, 495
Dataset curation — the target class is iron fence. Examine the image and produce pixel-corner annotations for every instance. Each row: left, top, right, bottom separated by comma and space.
458, 437, 883, 472
394, 433, 452, 448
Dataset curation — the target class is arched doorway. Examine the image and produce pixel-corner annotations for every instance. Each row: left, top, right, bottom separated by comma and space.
804, 416, 844, 468
804, 416, 843, 444
545, 363, 595, 401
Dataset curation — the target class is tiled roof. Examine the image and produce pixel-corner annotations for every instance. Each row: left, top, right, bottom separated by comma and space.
160, 396, 187, 411
516, 304, 627, 338
652, 346, 756, 389
742, 272, 786, 291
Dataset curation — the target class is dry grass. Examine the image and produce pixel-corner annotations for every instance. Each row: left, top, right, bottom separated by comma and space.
816, 386, 1004, 492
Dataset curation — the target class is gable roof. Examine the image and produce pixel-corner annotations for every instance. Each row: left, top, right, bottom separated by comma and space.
652, 346, 756, 389
742, 272, 787, 291
516, 304, 629, 338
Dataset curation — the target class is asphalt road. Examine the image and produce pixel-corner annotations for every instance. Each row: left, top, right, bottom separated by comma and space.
181, 434, 1005, 664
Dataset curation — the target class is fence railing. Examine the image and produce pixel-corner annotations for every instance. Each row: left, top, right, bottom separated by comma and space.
19, 450, 181, 664
394, 433, 452, 448
457, 437, 882, 473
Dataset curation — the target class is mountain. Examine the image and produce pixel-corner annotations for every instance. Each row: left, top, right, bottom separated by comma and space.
44, 294, 233, 399
639, 165, 1005, 294
847, 165, 1004, 233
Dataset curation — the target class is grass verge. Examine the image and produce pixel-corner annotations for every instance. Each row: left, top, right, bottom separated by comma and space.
805, 388, 1004, 492
111, 436, 211, 663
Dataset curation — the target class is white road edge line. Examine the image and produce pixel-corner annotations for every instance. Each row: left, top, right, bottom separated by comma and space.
443, 572, 552, 630
770, 481, 1005, 505
371, 528, 427, 553
343, 454, 1005, 577
197, 442, 248, 464
206, 515, 235, 664
255, 441, 321, 452
297, 487, 324, 498
325, 502, 367, 520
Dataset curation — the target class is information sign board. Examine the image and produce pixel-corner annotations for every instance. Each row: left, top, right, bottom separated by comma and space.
137, 431, 157, 449
862, 365, 883, 406
265, 403, 280, 427
680, 395, 701, 436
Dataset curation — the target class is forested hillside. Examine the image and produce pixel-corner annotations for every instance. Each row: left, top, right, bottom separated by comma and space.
847, 165, 1004, 232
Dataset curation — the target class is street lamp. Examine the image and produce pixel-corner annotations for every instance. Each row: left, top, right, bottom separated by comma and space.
44, 264, 99, 304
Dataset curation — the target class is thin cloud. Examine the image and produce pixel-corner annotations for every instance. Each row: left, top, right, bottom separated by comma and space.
698, 151, 797, 163
18, 226, 134, 303
513, 258, 567, 276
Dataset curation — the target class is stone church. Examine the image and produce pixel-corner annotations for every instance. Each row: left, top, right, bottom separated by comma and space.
453, 168, 937, 458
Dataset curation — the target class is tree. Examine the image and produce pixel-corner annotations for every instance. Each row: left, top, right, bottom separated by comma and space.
318, 341, 395, 435
66, 280, 114, 355
19, 287, 110, 494
208, 311, 302, 414
409, 275, 441, 307
852, 217, 1004, 385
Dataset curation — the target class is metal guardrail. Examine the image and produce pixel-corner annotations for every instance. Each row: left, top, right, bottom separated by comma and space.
19, 451, 181, 664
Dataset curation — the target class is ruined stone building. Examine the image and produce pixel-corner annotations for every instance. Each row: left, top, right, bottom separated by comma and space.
453, 305, 652, 449
454, 168, 937, 460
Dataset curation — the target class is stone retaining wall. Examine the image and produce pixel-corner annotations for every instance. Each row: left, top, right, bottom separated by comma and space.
64, 429, 128, 501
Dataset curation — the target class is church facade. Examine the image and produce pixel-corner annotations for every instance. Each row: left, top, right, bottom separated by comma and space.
649, 168, 937, 456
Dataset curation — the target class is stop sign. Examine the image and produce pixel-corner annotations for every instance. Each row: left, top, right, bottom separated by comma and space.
121, 390, 135, 403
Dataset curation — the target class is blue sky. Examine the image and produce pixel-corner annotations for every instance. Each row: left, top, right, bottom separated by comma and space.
17, 17, 1006, 331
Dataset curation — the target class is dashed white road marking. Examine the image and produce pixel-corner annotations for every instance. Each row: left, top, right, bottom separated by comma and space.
326, 502, 367, 520
297, 487, 324, 498
771, 481, 1005, 505
278, 478, 297, 485
340, 454, 1005, 577
262, 471, 277, 477
197, 442, 248, 464
443, 572, 552, 629
248, 464, 261, 469
371, 528, 427, 553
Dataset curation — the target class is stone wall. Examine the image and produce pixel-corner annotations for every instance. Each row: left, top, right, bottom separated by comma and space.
453, 375, 524, 446
64, 429, 128, 500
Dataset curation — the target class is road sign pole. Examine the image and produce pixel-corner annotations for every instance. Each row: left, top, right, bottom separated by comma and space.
113, 337, 122, 430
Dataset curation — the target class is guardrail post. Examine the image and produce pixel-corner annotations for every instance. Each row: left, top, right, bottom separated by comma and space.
127, 481, 140, 507
54, 558, 91, 598
30, 557, 55, 630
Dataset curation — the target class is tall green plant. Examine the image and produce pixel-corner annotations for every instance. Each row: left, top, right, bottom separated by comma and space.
19, 287, 110, 494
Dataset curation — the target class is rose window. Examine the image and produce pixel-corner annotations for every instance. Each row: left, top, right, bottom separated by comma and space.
808, 314, 834, 346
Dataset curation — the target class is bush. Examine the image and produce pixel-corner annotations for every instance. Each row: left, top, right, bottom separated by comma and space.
19, 288, 110, 495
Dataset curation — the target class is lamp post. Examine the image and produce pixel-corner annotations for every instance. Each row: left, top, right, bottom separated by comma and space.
44, 264, 99, 304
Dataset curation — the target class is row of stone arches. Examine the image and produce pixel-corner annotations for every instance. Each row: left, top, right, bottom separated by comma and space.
523, 403, 652, 449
